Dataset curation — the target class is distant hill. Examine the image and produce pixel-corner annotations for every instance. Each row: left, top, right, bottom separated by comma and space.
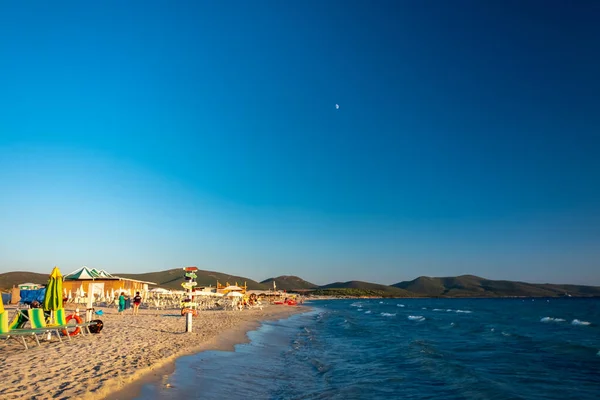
393, 275, 600, 297
3, 268, 599, 298
117, 268, 269, 291
319, 280, 414, 297
261, 276, 318, 291
0, 271, 49, 290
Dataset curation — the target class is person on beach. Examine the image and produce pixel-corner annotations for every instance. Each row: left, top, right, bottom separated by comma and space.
125, 294, 131, 311
118, 292, 125, 313
132, 291, 142, 315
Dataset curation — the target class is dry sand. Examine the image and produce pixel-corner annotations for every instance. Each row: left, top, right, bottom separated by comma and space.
0, 304, 307, 400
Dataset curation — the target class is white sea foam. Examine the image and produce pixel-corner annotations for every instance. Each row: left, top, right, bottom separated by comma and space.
350, 302, 362, 307
408, 315, 425, 321
455, 310, 472, 313
379, 301, 384, 304
541, 317, 566, 323
357, 308, 363, 312
597, 350, 600, 356
397, 304, 405, 307
380, 312, 396, 317
450, 322, 455, 326
422, 307, 427, 310
364, 310, 372, 314
572, 319, 591, 326
433, 308, 443, 311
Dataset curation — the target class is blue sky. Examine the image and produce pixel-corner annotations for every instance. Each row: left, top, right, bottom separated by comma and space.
1, 1, 599, 285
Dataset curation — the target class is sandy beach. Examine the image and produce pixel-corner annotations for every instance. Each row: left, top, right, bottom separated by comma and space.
0, 304, 307, 400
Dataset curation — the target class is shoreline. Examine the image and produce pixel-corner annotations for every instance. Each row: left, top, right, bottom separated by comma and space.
106, 305, 309, 400
0, 304, 307, 400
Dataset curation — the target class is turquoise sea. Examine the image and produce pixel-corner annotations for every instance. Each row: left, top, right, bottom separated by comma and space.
137, 298, 599, 399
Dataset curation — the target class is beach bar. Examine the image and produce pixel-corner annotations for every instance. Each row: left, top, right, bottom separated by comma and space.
62, 266, 156, 296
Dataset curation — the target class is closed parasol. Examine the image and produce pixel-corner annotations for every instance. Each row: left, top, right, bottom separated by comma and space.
43, 266, 63, 311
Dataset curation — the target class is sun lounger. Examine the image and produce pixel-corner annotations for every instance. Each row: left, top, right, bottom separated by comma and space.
0, 311, 42, 349
52, 308, 99, 336
26, 308, 65, 343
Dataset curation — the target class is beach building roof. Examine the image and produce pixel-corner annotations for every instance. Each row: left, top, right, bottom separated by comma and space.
63, 266, 156, 285
64, 266, 97, 280
149, 288, 171, 294
223, 285, 243, 291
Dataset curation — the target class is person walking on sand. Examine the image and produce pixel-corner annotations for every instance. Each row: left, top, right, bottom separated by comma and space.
132, 291, 142, 315
118, 292, 125, 313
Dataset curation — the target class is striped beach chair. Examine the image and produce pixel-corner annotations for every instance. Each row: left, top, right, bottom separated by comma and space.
52, 308, 94, 336
0, 311, 42, 349
26, 308, 64, 343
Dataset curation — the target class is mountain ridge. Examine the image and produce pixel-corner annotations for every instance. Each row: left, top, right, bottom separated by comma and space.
260, 275, 318, 290
1, 269, 599, 297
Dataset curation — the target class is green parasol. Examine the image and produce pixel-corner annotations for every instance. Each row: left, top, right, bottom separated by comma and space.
43, 266, 63, 312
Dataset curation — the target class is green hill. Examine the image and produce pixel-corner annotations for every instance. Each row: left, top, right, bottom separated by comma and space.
3, 267, 599, 298
116, 268, 269, 290
393, 275, 600, 297
260, 276, 318, 291
0, 271, 49, 290
317, 280, 414, 297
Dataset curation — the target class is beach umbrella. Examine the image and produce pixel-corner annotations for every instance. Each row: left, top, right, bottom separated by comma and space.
43, 266, 63, 312
225, 291, 243, 298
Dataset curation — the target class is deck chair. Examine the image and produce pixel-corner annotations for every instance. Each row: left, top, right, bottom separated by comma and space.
26, 308, 64, 343
0, 311, 42, 349
52, 308, 96, 336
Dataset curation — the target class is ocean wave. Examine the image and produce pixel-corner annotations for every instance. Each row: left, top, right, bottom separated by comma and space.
541, 317, 566, 323
357, 308, 363, 312
408, 315, 425, 321
350, 302, 362, 307
397, 304, 405, 307
432, 308, 472, 314
380, 312, 396, 317
572, 319, 591, 326
597, 350, 600, 356
364, 310, 372, 314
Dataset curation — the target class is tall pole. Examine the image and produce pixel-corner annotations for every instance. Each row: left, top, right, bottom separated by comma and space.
186, 308, 192, 332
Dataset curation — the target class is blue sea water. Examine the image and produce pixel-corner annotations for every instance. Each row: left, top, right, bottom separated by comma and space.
136, 299, 599, 399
